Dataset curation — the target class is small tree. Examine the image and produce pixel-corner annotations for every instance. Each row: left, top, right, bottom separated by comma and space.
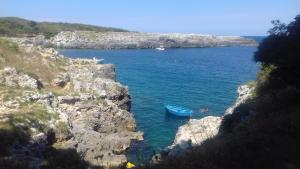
254, 15, 300, 90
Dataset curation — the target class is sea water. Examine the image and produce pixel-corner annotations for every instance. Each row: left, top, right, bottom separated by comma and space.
60, 45, 259, 162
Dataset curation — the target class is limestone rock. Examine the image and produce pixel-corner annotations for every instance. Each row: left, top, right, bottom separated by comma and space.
57, 95, 81, 104
32, 132, 47, 144
26, 93, 54, 106
66, 62, 131, 111
51, 73, 70, 87
49, 31, 257, 49
166, 116, 222, 156
225, 84, 253, 115
0, 67, 40, 89
7, 31, 257, 49
0, 44, 142, 168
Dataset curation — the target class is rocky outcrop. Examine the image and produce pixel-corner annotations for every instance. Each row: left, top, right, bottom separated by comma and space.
65, 62, 131, 110
225, 84, 254, 115
50, 92, 142, 167
45, 58, 142, 167
8, 31, 257, 49
0, 43, 143, 168
165, 116, 222, 156
0, 67, 40, 89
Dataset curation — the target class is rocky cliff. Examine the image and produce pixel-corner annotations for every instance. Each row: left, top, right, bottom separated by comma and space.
9, 31, 257, 49
0, 39, 143, 168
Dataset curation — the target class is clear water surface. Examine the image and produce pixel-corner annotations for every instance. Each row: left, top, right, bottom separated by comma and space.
59, 46, 259, 162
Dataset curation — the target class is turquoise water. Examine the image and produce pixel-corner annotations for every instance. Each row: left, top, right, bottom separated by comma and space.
60, 46, 259, 161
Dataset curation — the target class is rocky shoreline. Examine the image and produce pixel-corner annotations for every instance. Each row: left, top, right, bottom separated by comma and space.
0, 40, 143, 168
1, 35, 255, 168
8, 31, 257, 49
157, 84, 254, 159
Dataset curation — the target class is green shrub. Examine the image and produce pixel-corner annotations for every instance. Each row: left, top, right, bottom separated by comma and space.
254, 15, 300, 89
255, 64, 275, 96
0, 38, 19, 52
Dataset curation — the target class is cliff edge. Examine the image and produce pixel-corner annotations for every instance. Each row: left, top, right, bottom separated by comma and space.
0, 38, 143, 168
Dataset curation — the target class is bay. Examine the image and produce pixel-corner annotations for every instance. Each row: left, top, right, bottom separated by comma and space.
60, 46, 259, 162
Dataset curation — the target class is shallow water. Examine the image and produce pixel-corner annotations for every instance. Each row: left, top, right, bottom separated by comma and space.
60, 46, 259, 162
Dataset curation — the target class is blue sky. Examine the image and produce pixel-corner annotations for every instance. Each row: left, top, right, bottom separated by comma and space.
1, 0, 299, 35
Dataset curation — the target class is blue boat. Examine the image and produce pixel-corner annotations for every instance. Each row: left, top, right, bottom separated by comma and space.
164, 104, 193, 117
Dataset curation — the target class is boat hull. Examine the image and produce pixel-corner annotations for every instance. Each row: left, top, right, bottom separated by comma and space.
165, 105, 192, 117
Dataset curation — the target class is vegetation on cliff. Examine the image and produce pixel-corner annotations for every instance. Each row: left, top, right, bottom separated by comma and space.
0, 39, 87, 169
0, 38, 67, 83
1, 38, 141, 169
146, 15, 300, 169
0, 17, 127, 38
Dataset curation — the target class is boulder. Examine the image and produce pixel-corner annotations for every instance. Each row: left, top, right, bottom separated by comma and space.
57, 96, 81, 104
51, 73, 70, 87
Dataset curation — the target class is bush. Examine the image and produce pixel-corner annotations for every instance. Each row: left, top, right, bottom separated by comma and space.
255, 65, 275, 96
220, 99, 256, 134
254, 15, 300, 89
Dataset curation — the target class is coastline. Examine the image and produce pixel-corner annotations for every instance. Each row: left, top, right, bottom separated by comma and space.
0, 35, 257, 168
0, 39, 143, 168
5, 31, 257, 49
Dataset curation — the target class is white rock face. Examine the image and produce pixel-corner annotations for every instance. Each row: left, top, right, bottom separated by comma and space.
49, 31, 257, 49
167, 116, 222, 156
8, 31, 257, 49
225, 84, 253, 115
173, 116, 222, 146
0, 67, 39, 89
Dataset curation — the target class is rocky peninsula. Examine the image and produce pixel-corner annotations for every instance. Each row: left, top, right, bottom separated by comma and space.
9, 31, 257, 49
0, 39, 143, 168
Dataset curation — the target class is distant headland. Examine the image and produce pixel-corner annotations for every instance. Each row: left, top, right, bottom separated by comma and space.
1, 17, 257, 49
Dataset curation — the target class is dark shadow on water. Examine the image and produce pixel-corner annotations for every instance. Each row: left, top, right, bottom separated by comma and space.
126, 139, 156, 165
127, 112, 190, 165
164, 112, 191, 120
164, 112, 190, 126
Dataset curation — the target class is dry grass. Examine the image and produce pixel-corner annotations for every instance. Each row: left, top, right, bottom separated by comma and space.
41, 86, 69, 96
0, 85, 36, 104
0, 38, 68, 84
2, 102, 58, 132
0, 102, 52, 157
